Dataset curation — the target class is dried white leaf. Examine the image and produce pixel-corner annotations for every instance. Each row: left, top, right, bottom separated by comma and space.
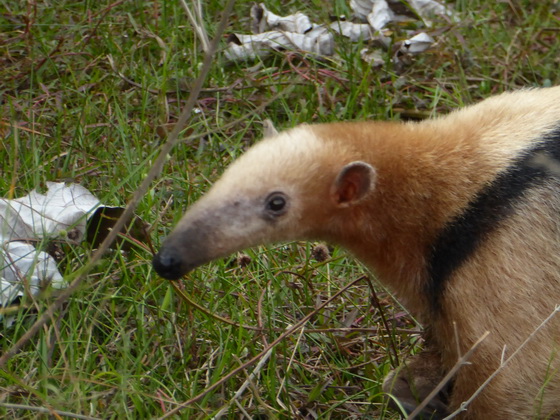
226, 31, 287, 61
226, 0, 449, 63
225, 27, 334, 61
0, 182, 100, 243
401, 32, 435, 53
351, 0, 454, 27
367, 0, 395, 31
225, 42, 267, 61
225, 41, 266, 61
305, 26, 335, 55
252, 3, 312, 34
330, 21, 373, 42
410, 0, 455, 27
409, 0, 453, 18
0, 182, 102, 323
360, 48, 384, 67
350, 0, 375, 20
1, 241, 64, 302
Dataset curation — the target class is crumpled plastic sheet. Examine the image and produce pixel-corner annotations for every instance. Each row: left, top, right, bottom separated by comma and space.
1, 182, 101, 325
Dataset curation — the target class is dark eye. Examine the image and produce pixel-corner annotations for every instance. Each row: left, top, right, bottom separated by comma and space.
265, 192, 288, 216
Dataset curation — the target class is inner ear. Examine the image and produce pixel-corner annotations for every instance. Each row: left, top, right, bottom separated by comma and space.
331, 161, 376, 207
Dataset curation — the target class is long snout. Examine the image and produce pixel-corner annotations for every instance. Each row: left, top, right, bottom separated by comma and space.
152, 192, 287, 280
152, 222, 217, 280
152, 246, 187, 280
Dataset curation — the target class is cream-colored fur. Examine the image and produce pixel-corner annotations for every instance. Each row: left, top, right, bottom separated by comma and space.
155, 86, 560, 418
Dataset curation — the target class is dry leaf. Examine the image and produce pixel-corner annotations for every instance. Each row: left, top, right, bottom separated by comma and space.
401, 32, 435, 54
0, 182, 146, 325
225, 28, 334, 61
252, 3, 312, 34
330, 21, 373, 42
367, 0, 394, 31
224, 1, 452, 64
0, 182, 100, 244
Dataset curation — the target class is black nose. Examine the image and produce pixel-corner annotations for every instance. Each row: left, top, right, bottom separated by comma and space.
152, 248, 185, 280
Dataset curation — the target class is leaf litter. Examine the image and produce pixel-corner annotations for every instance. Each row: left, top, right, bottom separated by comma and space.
0, 182, 146, 326
225, 0, 454, 63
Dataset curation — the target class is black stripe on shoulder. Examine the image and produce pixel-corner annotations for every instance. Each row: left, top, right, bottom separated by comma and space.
426, 125, 560, 313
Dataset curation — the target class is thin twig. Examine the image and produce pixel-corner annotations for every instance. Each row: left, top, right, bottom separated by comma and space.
184, 86, 293, 142
366, 276, 400, 368
275, 326, 306, 403
213, 348, 274, 418
0, 120, 50, 137
170, 278, 415, 335
109, 63, 306, 95
169, 280, 263, 331
0, 0, 236, 369
257, 280, 272, 345
79, 0, 127, 49
157, 276, 368, 419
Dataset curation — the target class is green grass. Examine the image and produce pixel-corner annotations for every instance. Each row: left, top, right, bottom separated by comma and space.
1, 0, 559, 418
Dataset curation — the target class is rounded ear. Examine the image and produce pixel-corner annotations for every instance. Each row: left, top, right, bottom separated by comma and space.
330, 161, 376, 207
263, 119, 279, 138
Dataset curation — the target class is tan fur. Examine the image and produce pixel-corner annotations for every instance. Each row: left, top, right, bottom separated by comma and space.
438, 185, 560, 417
154, 87, 560, 418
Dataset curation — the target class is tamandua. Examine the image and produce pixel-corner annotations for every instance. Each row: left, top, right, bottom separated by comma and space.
153, 87, 560, 419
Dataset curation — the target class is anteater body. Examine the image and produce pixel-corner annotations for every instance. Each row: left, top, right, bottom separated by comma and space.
153, 87, 560, 419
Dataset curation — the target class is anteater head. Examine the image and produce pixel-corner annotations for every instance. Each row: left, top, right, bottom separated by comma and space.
153, 124, 377, 280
